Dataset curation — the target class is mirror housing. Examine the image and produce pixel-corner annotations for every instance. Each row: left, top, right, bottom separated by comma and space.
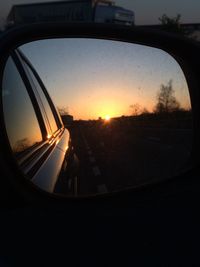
0, 22, 200, 204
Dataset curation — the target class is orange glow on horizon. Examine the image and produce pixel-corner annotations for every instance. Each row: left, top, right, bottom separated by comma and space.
104, 115, 111, 121
56, 84, 191, 121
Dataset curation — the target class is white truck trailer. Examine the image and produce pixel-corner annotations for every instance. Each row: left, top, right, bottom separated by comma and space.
7, 0, 134, 28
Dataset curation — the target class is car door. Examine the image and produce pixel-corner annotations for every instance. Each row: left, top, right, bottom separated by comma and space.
2, 51, 70, 193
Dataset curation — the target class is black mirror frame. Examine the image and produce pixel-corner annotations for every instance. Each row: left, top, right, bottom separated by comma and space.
0, 22, 200, 206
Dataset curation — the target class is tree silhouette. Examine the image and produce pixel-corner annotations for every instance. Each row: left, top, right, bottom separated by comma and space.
141, 108, 149, 115
159, 14, 185, 34
13, 138, 31, 153
154, 80, 180, 113
130, 103, 141, 116
57, 106, 69, 115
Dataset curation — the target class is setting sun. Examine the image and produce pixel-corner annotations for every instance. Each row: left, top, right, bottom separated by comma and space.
105, 115, 111, 121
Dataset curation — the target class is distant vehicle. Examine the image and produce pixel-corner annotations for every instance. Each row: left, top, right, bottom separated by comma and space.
61, 114, 74, 128
2, 49, 79, 194
6, 0, 135, 28
94, 0, 134, 26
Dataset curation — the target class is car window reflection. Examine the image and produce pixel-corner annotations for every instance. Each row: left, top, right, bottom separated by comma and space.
23, 61, 59, 136
2, 57, 43, 156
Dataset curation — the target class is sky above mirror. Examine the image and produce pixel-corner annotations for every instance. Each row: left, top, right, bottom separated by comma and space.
0, 0, 200, 29
20, 39, 191, 120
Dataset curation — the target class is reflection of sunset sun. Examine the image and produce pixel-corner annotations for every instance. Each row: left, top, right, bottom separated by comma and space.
105, 115, 110, 121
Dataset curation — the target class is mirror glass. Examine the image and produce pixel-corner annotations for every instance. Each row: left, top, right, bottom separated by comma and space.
1, 38, 193, 197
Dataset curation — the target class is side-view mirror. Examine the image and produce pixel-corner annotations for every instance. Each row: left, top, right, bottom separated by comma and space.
0, 23, 199, 202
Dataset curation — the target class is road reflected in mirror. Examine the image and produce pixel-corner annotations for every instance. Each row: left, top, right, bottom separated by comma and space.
2, 38, 193, 196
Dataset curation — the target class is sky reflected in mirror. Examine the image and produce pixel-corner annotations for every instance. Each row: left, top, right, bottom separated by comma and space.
21, 39, 191, 121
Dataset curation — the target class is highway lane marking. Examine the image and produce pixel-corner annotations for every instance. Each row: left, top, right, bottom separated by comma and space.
93, 166, 101, 176
97, 184, 108, 193
80, 125, 102, 178
79, 125, 89, 147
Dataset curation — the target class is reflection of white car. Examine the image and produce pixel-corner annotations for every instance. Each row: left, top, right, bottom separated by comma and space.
2, 49, 78, 195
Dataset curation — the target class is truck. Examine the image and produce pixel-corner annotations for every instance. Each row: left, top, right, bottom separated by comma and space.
6, 0, 135, 28
93, 0, 134, 26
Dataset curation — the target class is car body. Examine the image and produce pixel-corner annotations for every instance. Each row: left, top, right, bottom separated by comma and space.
2, 48, 78, 195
